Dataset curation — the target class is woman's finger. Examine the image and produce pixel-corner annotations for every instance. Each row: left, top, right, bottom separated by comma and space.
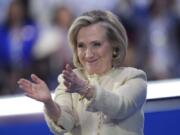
31, 74, 43, 84
19, 84, 33, 94
62, 70, 71, 77
63, 81, 71, 87
18, 79, 32, 89
18, 78, 30, 84
63, 81, 72, 93
63, 69, 77, 82
65, 64, 72, 72
63, 73, 72, 82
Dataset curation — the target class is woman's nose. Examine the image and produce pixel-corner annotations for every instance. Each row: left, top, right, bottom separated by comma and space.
85, 48, 94, 58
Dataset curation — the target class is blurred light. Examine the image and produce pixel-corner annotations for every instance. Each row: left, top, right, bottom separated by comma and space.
0, 79, 180, 117
147, 79, 180, 99
0, 94, 54, 117
0, 95, 43, 117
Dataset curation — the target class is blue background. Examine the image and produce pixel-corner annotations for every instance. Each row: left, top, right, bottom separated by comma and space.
0, 109, 180, 135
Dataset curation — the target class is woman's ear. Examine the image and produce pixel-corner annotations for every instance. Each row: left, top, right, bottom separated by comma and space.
113, 48, 119, 58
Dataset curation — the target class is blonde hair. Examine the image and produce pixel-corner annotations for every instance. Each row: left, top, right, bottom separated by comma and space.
68, 10, 128, 68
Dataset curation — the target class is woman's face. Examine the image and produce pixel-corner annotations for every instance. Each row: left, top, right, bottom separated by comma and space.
77, 23, 113, 75
9, 3, 24, 23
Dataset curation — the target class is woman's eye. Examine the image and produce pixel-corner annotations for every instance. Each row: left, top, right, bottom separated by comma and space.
93, 42, 101, 47
77, 43, 85, 48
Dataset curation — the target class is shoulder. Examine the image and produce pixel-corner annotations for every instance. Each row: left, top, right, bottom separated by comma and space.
114, 67, 147, 81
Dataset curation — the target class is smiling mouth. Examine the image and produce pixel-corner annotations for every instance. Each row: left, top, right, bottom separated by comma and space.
87, 59, 97, 64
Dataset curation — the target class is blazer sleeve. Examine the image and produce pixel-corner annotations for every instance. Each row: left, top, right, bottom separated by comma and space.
44, 74, 76, 134
86, 68, 147, 120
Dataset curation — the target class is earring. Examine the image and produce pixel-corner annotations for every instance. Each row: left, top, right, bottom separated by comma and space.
113, 51, 117, 57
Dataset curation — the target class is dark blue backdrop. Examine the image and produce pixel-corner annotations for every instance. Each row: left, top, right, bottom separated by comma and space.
0, 109, 180, 135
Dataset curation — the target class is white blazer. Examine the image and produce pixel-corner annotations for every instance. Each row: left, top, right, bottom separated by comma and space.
44, 67, 147, 135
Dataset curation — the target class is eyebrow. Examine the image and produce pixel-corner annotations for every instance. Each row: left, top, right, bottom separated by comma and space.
77, 40, 103, 45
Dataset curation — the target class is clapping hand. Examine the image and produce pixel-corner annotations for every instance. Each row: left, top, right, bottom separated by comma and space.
62, 64, 88, 94
18, 74, 52, 103
18, 64, 88, 102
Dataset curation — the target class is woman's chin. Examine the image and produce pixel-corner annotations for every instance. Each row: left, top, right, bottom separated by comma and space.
85, 68, 98, 75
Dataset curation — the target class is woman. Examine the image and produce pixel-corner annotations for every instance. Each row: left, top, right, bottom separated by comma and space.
18, 10, 147, 135
0, 0, 38, 95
